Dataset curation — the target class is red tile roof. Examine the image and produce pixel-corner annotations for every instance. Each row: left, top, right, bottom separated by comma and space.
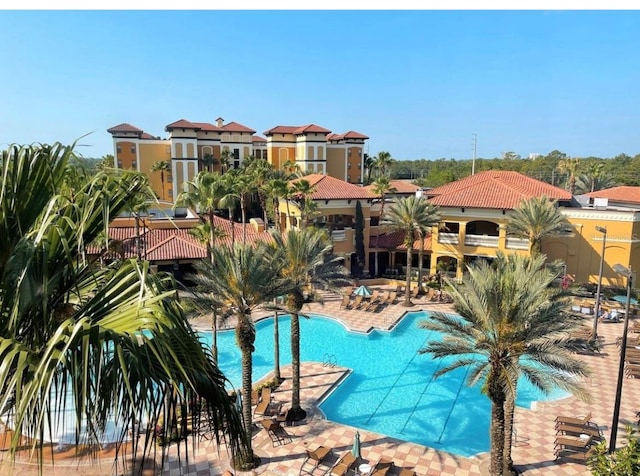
264, 124, 331, 136
107, 123, 143, 134
193, 122, 223, 132
140, 132, 160, 140
364, 180, 420, 195
290, 174, 375, 200
341, 130, 369, 140
252, 135, 267, 143
326, 133, 340, 140
426, 171, 572, 210
221, 121, 256, 133
165, 119, 199, 131
585, 186, 640, 205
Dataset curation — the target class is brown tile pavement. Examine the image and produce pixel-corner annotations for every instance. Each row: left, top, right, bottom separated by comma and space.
3, 286, 640, 476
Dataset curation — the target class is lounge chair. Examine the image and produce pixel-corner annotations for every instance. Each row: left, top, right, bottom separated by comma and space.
385, 291, 397, 305
352, 295, 364, 309
555, 412, 592, 429
369, 457, 393, 475
556, 422, 602, 440
251, 389, 260, 405
411, 286, 419, 298
329, 451, 357, 476
343, 286, 354, 297
299, 445, 332, 473
555, 447, 595, 463
259, 418, 291, 447
253, 397, 270, 417
339, 295, 352, 309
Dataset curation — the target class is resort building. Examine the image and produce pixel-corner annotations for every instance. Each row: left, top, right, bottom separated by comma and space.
263, 125, 369, 183
107, 120, 369, 202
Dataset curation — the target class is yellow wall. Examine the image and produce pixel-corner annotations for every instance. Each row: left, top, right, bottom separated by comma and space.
347, 146, 362, 183
116, 141, 136, 170
139, 143, 171, 198
326, 147, 346, 181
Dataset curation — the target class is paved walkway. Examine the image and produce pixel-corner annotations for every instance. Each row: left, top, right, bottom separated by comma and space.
3, 287, 640, 475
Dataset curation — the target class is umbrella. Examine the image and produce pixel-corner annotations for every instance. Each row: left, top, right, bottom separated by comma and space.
351, 431, 361, 460
353, 285, 372, 297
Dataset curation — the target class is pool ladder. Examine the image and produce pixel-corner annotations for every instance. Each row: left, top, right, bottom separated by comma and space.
323, 353, 337, 368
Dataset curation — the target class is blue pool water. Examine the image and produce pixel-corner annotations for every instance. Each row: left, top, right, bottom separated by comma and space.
202, 311, 568, 457
613, 295, 638, 305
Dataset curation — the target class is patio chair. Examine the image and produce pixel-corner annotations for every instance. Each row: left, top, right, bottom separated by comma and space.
384, 291, 397, 305
328, 451, 357, 476
411, 286, 419, 298
299, 445, 332, 474
369, 457, 393, 476
352, 295, 364, 310
339, 295, 352, 309
253, 397, 270, 417
343, 286, 354, 297
555, 412, 592, 429
556, 422, 602, 441
259, 418, 291, 447
555, 447, 595, 463
251, 389, 260, 405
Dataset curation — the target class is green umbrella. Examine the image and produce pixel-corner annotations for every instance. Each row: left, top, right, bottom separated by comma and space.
351, 431, 361, 460
354, 285, 372, 297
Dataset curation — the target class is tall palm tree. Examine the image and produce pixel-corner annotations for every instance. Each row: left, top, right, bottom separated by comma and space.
375, 151, 394, 177
290, 179, 316, 229
202, 152, 217, 173
124, 173, 155, 260
219, 149, 233, 174
220, 172, 240, 246
382, 196, 440, 306
190, 242, 290, 467
574, 163, 616, 194
557, 157, 581, 195
363, 153, 377, 184
418, 252, 589, 476
151, 160, 170, 200
0, 143, 245, 467
371, 176, 396, 220
263, 177, 289, 232
506, 196, 572, 256
176, 171, 226, 263
269, 228, 350, 420
244, 156, 275, 227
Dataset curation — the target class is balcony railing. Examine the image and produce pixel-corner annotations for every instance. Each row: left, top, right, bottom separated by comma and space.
506, 237, 529, 250
331, 230, 347, 241
438, 232, 459, 244
464, 235, 499, 248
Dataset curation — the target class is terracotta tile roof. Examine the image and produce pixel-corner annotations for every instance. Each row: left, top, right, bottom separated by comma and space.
364, 180, 420, 195
193, 122, 222, 132
294, 124, 331, 134
341, 130, 369, 140
252, 135, 267, 143
107, 123, 143, 134
290, 174, 375, 200
369, 232, 432, 251
326, 133, 341, 140
140, 132, 160, 140
145, 231, 207, 261
585, 186, 640, 205
425, 171, 572, 210
264, 124, 331, 136
264, 125, 300, 135
221, 121, 256, 134
165, 119, 199, 131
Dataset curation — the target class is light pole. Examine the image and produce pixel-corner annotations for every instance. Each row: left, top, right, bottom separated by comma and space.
609, 263, 633, 453
591, 226, 607, 341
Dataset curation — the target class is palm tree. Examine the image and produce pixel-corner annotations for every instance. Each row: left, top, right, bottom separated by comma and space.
0, 143, 245, 467
557, 157, 581, 195
151, 160, 171, 200
375, 151, 394, 177
189, 242, 290, 466
263, 177, 289, 232
290, 179, 316, 229
220, 172, 240, 246
269, 228, 350, 421
202, 152, 217, 172
382, 196, 440, 306
176, 171, 226, 263
506, 196, 572, 256
363, 153, 377, 184
418, 252, 590, 476
244, 156, 275, 227
574, 163, 616, 194
220, 149, 233, 174
371, 176, 396, 220
124, 174, 155, 260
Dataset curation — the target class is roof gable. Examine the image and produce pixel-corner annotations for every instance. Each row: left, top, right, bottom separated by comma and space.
107, 123, 143, 134
426, 171, 571, 209
586, 186, 640, 205
221, 121, 256, 133
290, 174, 374, 200
165, 119, 199, 131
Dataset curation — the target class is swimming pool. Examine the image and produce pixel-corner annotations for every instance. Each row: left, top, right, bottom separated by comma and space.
202, 311, 568, 457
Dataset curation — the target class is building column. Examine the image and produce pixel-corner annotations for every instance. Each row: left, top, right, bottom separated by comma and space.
498, 223, 507, 250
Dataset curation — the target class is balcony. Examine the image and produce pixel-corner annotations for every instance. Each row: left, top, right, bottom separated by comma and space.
506, 237, 529, 250
464, 235, 499, 248
438, 232, 459, 244
331, 230, 347, 241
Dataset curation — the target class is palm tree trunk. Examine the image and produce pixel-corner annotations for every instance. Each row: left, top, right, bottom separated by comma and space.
134, 214, 142, 260
404, 245, 413, 306
489, 380, 507, 476
228, 208, 236, 245
273, 310, 281, 382
241, 196, 247, 244
211, 310, 218, 365
160, 171, 165, 200
290, 311, 306, 420
503, 396, 516, 475
238, 316, 255, 462
417, 231, 425, 294
208, 211, 216, 264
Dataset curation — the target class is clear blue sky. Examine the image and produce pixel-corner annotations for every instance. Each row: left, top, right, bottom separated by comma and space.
1, 10, 639, 161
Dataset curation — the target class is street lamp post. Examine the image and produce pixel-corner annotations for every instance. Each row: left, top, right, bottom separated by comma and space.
592, 226, 607, 341
609, 263, 633, 453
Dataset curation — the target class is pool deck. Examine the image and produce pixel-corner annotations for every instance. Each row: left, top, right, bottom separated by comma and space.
3, 287, 640, 475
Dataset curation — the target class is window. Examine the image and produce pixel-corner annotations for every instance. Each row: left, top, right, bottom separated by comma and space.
130, 145, 136, 153
348, 149, 352, 157
347, 163, 351, 169
132, 160, 137, 168
233, 148, 240, 160
117, 161, 122, 168
116, 145, 122, 153
167, 175, 173, 183
168, 189, 173, 197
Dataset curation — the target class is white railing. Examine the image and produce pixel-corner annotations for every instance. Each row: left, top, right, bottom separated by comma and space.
331, 230, 346, 241
506, 237, 529, 250
438, 233, 459, 244
464, 235, 499, 247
